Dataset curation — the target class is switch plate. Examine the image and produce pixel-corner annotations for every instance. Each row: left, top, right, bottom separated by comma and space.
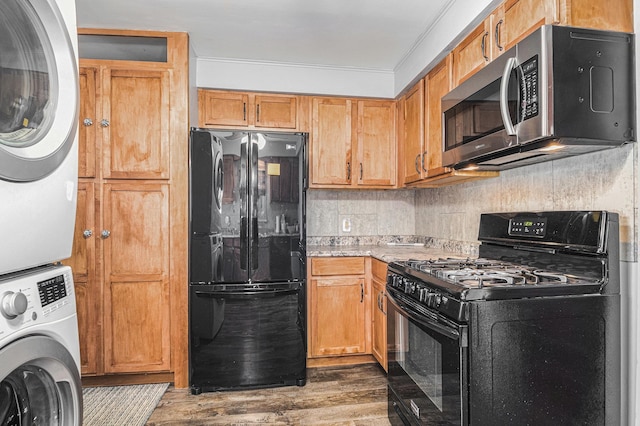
342, 218, 351, 233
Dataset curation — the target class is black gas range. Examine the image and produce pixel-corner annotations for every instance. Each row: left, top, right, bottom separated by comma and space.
386, 211, 620, 425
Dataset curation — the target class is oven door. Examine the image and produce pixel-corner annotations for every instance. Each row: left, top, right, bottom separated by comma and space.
387, 287, 468, 426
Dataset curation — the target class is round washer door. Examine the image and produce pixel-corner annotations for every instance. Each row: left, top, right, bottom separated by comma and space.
0, 0, 78, 182
0, 335, 82, 425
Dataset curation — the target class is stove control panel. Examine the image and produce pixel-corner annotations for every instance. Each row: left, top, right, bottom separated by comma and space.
509, 217, 547, 237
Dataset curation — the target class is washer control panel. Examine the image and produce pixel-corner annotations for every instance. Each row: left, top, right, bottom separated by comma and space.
0, 265, 75, 340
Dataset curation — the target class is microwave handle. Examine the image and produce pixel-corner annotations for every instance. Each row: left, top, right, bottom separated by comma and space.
500, 56, 518, 136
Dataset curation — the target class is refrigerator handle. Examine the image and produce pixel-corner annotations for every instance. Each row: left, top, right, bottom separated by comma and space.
240, 216, 248, 270
249, 134, 260, 273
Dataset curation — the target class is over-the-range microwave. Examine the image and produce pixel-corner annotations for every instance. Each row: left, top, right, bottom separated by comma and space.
441, 25, 635, 171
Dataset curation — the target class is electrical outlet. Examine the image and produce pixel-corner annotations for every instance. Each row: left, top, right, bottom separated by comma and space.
342, 218, 352, 233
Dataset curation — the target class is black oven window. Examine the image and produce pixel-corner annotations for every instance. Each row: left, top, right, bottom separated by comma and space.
444, 70, 520, 151
388, 303, 463, 425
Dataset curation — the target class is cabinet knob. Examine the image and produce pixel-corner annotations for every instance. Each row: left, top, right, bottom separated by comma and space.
83, 118, 93, 127
100, 119, 110, 127
101, 230, 111, 239
83, 229, 93, 238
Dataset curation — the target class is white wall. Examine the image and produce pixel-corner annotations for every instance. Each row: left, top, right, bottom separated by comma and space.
196, 0, 500, 98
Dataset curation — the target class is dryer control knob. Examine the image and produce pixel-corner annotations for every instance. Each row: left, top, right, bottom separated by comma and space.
1, 291, 28, 319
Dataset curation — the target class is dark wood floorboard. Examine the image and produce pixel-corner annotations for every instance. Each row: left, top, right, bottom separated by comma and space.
146, 363, 391, 425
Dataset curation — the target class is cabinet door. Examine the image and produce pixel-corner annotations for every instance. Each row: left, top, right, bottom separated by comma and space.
310, 276, 366, 356
311, 98, 354, 186
371, 259, 388, 371
401, 80, 425, 185
255, 95, 297, 129
102, 182, 171, 373
496, 0, 559, 52
566, 0, 633, 33
357, 100, 396, 187
424, 57, 452, 175
78, 67, 97, 178
62, 182, 99, 375
371, 279, 387, 371
452, 19, 494, 86
199, 90, 249, 127
102, 68, 171, 179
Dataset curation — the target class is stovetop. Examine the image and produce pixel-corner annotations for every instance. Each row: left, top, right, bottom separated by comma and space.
386, 211, 620, 323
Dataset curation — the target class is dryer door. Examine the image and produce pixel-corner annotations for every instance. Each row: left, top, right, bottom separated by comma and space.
0, 335, 82, 425
0, 0, 78, 182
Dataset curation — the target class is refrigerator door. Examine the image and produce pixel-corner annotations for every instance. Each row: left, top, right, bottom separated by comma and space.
249, 132, 306, 282
190, 130, 223, 235
197, 130, 307, 284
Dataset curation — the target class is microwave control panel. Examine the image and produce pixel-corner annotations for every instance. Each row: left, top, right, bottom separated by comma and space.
520, 56, 539, 121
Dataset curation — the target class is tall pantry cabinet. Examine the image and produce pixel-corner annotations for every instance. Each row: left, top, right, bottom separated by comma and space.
64, 29, 189, 387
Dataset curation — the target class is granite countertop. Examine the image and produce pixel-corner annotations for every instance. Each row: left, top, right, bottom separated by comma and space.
307, 244, 468, 263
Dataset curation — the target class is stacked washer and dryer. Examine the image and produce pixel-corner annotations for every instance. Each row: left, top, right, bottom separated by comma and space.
0, 0, 82, 424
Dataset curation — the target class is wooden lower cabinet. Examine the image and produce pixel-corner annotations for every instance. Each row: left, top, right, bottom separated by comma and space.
370, 258, 388, 371
308, 257, 371, 360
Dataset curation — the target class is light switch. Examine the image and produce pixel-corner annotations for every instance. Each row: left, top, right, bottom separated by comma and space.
342, 218, 351, 233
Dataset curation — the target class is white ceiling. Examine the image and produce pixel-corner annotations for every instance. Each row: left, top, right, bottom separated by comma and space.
75, 0, 453, 72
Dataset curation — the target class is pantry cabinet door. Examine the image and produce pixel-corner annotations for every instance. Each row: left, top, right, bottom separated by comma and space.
62, 182, 99, 375
102, 182, 171, 373
102, 69, 170, 179
78, 67, 97, 178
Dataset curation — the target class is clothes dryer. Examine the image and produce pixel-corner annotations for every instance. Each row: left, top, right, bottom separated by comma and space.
0, 0, 79, 275
0, 264, 82, 425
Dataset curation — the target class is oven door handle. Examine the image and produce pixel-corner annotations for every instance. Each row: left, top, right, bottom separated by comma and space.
387, 291, 466, 345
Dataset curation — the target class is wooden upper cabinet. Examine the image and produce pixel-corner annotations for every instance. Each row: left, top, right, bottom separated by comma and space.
78, 67, 97, 178
102, 68, 171, 179
310, 97, 396, 189
494, 0, 559, 53
452, 0, 633, 87
564, 0, 633, 33
254, 95, 297, 128
310, 97, 354, 186
452, 16, 498, 86
198, 89, 298, 130
401, 80, 425, 185
424, 56, 452, 175
199, 90, 250, 127
357, 100, 396, 187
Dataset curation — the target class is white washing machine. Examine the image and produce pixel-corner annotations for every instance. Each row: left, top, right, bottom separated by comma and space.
0, 0, 79, 275
0, 264, 82, 424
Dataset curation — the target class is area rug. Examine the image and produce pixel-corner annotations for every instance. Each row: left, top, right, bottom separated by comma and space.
82, 383, 169, 426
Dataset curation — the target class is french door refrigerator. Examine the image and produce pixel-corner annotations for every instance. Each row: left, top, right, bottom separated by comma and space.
189, 128, 307, 394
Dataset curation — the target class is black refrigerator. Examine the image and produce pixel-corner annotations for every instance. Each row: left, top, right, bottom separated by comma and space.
189, 128, 307, 394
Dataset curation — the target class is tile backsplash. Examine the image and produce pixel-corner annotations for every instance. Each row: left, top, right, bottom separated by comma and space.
306, 144, 637, 262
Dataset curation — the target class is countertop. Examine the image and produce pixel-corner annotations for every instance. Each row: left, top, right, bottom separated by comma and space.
307, 244, 467, 263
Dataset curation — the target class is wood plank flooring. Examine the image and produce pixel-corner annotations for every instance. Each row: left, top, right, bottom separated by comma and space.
146, 363, 391, 425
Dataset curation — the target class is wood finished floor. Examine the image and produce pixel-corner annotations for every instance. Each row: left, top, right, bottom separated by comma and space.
146, 363, 391, 425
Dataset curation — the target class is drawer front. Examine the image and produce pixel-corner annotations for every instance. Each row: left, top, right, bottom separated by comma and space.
311, 257, 365, 276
